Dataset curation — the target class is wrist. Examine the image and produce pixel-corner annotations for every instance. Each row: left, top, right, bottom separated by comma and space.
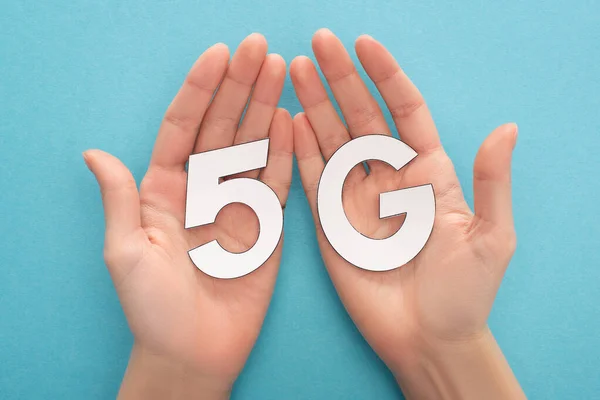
391, 327, 526, 400
118, 343, 233, 400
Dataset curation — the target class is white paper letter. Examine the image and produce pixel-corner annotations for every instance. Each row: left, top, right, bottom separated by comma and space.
185, 139, 283, 279
317, 135, 435, 271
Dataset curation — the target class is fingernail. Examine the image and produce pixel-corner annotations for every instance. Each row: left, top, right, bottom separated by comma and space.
209, 42, 228, 52
82, 151, 91, 169
315, 27, 333, 36
508, 123, 518, 149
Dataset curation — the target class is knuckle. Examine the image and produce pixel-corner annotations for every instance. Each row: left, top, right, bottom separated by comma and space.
163, 111, 198, 133
389, 97, 426, 120
278, 179, 292, 193
327, 66, 355, 83
347, 106, 380, 132
472, 168, 493, 182
303, 179, 320, 196
473, 165, 510, 184
184, 75, 214, 93
372, 67, 400, 84
100, 176, 137, 200
262, 177, 292, 197
103, 246, 122, 267
489, 225, 517, 261
204, 114, 238, 135
319, 133, 345, 156
103, 241, 141, 268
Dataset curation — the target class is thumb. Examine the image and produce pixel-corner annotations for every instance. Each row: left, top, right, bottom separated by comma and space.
84, 150, 144, 270
473, 123, 518, 228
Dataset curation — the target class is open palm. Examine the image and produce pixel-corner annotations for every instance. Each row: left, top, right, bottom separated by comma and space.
84, 33, 292, 391
291, 29, 518, 373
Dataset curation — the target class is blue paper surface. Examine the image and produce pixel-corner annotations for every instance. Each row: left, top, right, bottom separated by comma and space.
1, 0, 599, 398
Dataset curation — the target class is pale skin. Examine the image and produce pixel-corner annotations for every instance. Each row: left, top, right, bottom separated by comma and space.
290, 29, 525, 399
85, 30, 525, 399
85, 34, 292, 399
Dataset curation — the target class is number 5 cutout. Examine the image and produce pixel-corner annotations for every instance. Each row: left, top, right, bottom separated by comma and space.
317, 135, 435, 271
185, 138, 283, 279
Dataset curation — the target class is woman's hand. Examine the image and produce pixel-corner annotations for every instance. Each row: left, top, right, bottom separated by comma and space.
291, 29, 525, 399
84, 33, 292, 399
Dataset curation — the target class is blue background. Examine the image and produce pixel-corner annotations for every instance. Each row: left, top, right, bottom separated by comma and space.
1, 0, 599, 398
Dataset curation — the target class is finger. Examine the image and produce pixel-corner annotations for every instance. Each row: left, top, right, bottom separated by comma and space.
312, 29, 391, 173
473, 123, 518, 228
259, 109, 293, 206
83, 150, 147, 279
289, 56, 366, 184
355, 35, 442, 155
292, 112, 324, 217
194, 33, 268, 153
84, 150, 141, 240
150, 43, 230, 171
230, 54, 286, 179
